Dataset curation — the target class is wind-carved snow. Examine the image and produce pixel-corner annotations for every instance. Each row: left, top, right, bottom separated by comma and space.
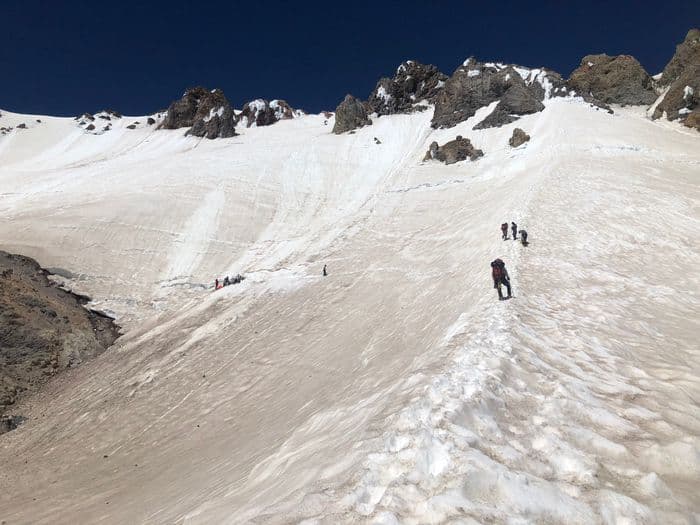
161, 189, 226, 282
467, 69, 481, 77
684, 85, 694, 101
377, 85, 392, 103
203, 106, 224, 122
514, 66, 556, 99
0, 101, 698, 524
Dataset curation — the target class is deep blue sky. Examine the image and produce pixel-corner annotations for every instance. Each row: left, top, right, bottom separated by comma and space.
2, 0, 698, 116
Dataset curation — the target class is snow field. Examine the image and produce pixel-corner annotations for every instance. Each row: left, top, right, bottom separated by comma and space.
0, 99, 698, 523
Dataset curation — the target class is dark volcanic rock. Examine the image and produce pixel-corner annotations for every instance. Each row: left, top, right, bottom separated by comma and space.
86, 123, 95, 131
147, 117, 156, 125
237, 99, 302, 128
332, 94, 372, 134
0, 251, 120, 433
16, 123, 27, 129
567, 54, 656, 106
659, 28, 700, 85
509, 128, 530, 147
367, 60, 448, 116
473, 82, 545, 129
432, 59, 550, 129
653, 29, 700, 128
161, 87, 237, 139
423, 135, 483, 164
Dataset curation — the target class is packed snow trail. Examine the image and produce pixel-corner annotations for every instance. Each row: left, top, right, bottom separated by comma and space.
0, 100, 698, 524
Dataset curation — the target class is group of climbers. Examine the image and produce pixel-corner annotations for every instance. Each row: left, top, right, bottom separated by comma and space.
492, 220, 530, 301
500, 222, 528, 245
213, 264, 328, 292
212, 226, 523, 302
214, 273, 245, 290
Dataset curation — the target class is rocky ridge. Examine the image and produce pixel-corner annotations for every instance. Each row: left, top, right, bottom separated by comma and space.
160, 87, 237, 139
237, 99, 304, 128
568, 54, 657, 106
434, 59, 565, 130
0, 251, 121, 434
333, 94, 372, 134
367, 60, 448, 115
652, 29, 700, 130
331, 30, 700, 135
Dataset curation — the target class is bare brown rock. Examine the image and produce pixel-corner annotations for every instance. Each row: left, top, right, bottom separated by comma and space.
0, 251, 120, 433
509, 128, 530, 147
237, 99, 303, 128
683, 110, 700, 131
653, 29, 700, 125
432, 59, 553, 129
332, 94, 372, 134
367, 60, 448, 116
423, 136, 483, 164
161, 87, 237, 139
567, 54, 656, 106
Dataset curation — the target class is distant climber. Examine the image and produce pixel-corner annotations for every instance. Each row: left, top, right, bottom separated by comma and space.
223, 276, 230, 286
232, 273, 245, 284
215, 278, 219, 290
520, 229, 528, 245
323, 264, 327, 276
491, 258, 512, 300
501, 223, 508, 240
511, 222, 518, 240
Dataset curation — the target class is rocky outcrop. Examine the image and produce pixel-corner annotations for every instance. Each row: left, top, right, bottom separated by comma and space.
161, 87, 237, 139
0, 251, 120, 434
237, 99, 304, 128
683, 110, 700, 131
567, 54, 656, 106
509, 128, 530, 147
423, 135, 483, 164
432, 59, 556, 129
332, 94, 372, 134
653, 29, 700, 130
659, 28, 700, 85
367, 61, 448, 115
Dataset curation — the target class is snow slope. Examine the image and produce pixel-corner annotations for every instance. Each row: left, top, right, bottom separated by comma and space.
0, 99, 699, 524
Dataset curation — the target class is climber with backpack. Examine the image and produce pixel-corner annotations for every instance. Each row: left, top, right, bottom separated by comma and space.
491, 258, 512, 300
511, 222, 518, 240
501, 223, 509, 240
520, 229, 528, 245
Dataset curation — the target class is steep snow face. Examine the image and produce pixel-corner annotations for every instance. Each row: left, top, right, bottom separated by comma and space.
0, 101, 699, 524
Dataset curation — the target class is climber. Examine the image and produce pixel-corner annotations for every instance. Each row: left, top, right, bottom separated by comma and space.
491, 258, 512, 300
511, 222, 518, 240
501, 223, 508, 240
520, 229, 528, 245
215, 278, 219, 290
223, 276, 230, 287
323, 264, 327, 277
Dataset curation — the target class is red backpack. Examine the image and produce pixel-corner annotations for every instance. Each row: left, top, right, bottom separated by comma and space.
491, 259, 505, 279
